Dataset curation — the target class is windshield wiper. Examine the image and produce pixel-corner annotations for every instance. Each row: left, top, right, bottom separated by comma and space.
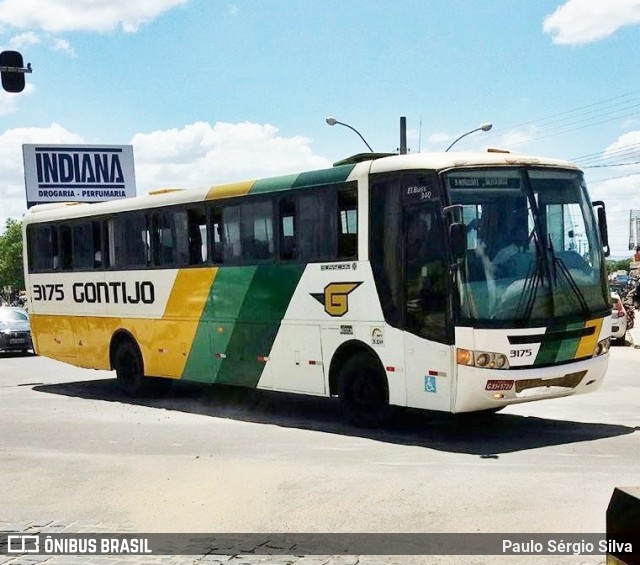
514, 257, 544, 321
547, 235, 590, 315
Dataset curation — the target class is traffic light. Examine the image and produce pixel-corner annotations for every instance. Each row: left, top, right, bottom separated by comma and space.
0, 50, 31, 93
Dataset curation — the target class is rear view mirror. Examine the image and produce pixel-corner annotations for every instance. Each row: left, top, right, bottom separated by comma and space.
592, 201, 610, 257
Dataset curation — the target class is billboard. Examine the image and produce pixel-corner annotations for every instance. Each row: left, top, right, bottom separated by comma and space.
629, 210, 640, 250
22, 144, 136, 208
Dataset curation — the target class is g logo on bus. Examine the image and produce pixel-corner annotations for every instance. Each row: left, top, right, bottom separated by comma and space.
311, 282, 363, 317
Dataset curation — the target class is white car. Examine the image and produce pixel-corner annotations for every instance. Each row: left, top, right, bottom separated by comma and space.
611, 292, 628, 344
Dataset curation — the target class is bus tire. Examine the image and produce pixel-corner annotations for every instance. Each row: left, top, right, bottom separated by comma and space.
113, 338, 173, 396
114, 339, 147, 396
338, 351, 390, 427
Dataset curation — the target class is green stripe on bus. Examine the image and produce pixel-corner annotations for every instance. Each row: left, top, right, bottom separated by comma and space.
181, 267, 256, 382
251, 174, 299, 194
533, 323, 568, 365
182, 264, 305, 386
249, 165, 355, 195
292, 165, 355, 188
216, 263, 305, 387
554, 321, 584, 362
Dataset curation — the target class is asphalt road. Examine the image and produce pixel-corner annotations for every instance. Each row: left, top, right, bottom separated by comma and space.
0, 343, 638, 565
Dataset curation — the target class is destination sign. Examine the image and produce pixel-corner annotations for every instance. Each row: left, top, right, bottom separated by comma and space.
449, 176, 521, 189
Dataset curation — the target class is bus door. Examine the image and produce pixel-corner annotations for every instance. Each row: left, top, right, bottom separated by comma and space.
402, 202, 453, 412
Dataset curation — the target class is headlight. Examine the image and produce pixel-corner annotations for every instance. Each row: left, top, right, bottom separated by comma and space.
594, 337, 610, 357
457, 348, 510, 369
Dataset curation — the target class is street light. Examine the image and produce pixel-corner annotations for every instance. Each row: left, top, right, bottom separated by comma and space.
445, 122, 492, 152
325, 116, 374, 152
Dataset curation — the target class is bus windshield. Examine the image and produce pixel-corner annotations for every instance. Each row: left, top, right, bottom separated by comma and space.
446, 167, 609, 325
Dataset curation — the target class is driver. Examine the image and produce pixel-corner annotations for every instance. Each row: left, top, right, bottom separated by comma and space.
493, 225, 529, 267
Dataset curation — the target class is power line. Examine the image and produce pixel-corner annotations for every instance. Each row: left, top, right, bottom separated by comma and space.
572, 141, 640, 162
467, 89, 640, 151
492, 89, 640, 132
582, 160, 640, 168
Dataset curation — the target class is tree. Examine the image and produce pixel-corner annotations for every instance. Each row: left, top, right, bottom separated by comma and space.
605, 259, 631, 276
0, 219, 25, 296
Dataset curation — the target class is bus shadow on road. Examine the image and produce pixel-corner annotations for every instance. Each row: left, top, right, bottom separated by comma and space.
33, 378, 636, 456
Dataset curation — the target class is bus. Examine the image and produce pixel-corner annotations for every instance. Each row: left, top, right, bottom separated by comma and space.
22, 149, 612, 426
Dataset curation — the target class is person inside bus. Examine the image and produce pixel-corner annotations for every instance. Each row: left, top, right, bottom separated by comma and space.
405, 210, 447, 341
493, 225, 529, 268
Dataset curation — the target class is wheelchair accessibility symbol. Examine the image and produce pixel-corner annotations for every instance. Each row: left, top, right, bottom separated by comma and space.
424, 376, 437, 393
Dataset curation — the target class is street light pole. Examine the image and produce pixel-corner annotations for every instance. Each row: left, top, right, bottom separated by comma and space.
325, 116, 374, 152
445, 122, 493, 152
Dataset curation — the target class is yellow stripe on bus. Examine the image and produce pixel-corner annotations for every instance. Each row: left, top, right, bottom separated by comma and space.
205, 180, 254, 200
31, 268, 218, 380
575, 318, 602, 358
163, 267, 217, 319
145, 267, 218, 378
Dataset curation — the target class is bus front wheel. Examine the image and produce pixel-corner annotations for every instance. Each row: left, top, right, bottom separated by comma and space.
338, 352, 391, 428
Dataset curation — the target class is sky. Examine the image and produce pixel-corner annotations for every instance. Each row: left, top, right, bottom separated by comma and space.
2, 0, 640, 257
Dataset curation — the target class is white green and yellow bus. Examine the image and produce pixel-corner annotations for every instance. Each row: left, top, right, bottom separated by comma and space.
22, 150, 612, 425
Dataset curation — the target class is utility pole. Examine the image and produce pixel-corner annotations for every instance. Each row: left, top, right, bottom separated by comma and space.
0, 50, 33, 93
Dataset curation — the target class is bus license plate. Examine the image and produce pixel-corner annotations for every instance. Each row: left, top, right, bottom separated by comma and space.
9, 338, 25, 344
486, 380, 514, 391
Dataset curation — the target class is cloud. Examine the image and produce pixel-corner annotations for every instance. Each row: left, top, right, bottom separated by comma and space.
8, 31, 40, 49
0, 120, 330, 233
586, 130, 640, 255
0, 123, 83, 226
50, 37, 76, 56
544, 0, 640, 45
588, 172, 640, 255
0, 83, 35, 116
604, 130, 640, 154
0, 0, 189, 34
493, 126, 539, 150
425, 132, 451, 146
131, 121, 331, 191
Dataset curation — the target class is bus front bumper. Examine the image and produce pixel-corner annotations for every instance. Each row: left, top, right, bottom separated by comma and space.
453, 353, 609, 413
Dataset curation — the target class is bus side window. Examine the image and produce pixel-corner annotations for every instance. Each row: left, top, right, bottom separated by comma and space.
122, 213, 149, 268
72, 222, 94, 270
298, 191, 336, 261
211, 207, 224, 264
186, 207, 207, 265
151, 211, 176, 267
241, 200, 274, 262
107, 218, 120, 269
95, 220, 110, 268
337, 187, 357, 259
223, 206, 242, 263
59, 225, 72, 270
28, 224, 56, 272
279, 197, 296, 261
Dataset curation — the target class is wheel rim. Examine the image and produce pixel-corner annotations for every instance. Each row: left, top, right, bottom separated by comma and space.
349, 370, 385, 411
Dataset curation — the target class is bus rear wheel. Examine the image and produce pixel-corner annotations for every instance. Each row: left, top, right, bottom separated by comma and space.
113, 339, 171, 397
338, 352, 390, 427
114, 340, 146, 396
